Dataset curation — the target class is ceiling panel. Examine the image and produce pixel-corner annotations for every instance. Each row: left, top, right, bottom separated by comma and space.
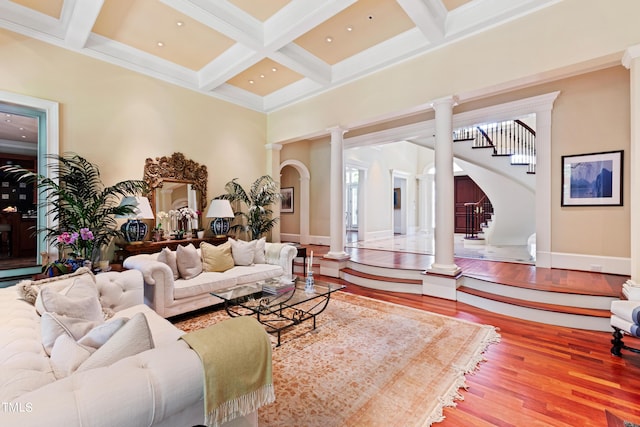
9, 0, 64, 19
227, 58, 304, 96
227, 0, 291, 22
0, 0, 559, 112
0, 112, 38, 144
441, 0, 474, 11
93, 0, 235, 71
294, 0, 415, 65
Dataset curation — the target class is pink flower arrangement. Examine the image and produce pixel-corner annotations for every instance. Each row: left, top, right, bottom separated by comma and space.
56, 227, 95, 260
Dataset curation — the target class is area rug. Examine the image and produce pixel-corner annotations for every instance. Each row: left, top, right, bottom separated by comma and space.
173, 291, 500, 427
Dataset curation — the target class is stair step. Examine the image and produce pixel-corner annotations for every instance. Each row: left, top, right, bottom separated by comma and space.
341, 267, 422, 285
457, 286, 610, 318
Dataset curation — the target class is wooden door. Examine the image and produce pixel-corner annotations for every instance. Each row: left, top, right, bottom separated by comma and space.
454, 176, 488, 234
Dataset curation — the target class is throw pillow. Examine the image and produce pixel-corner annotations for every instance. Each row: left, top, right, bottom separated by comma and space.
16, 267, 95, 305
201, 241, 234, 272
78, 312, 154, 371
35, 282, 103, 323
77, 317, 128, 349
229, 238, 257, 266
157, 247, 179, 280
35, 274, 99, 316
253, 237, 267, 264
176, 243, 203, 280
49, 334, 94, 379
40, 312, 101, 355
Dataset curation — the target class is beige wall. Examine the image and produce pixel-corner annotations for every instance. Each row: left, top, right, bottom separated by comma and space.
0, 29, 267, 223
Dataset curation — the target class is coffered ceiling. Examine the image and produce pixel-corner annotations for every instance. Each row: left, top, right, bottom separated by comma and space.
0, 0, 557, 113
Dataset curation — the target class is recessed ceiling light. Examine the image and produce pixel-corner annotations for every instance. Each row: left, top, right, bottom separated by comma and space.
5, 119, 10, 123
176, 21, 184, 27
249, 80, 255, 84
325, 36, 333, 43
157, 41, 164, 47
21, 135, 26, 139
271, 67, 277, 72
19, 127, 24, 131
346, 26, 353, 32
260, 74, 265, 78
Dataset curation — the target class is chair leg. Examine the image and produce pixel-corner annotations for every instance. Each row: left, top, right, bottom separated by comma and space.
611, 327, 624, 356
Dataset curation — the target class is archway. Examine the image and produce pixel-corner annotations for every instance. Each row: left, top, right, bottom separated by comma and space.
279, 159, 311, 244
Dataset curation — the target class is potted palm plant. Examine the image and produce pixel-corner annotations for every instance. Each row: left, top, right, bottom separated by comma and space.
0, 152, 148, 271
217, 175, 280, 240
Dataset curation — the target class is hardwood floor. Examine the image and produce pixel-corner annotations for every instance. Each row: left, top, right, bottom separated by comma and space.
297, 244, 639, 426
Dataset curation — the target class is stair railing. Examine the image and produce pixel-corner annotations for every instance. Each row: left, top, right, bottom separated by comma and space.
463, 196, 493, 240
453, 119, 536, 173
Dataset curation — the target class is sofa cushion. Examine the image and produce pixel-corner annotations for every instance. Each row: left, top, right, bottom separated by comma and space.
254, 237, 266, 264
78, 317, 128, 349
157, 247, 179, 280
173, 273, 238, 300
201, 241, 234, 272
176, 243, 203, 279
229, 238, 257, 266
35, 275, 102, 320
40, 313, 101, 355
225, 264, 285, 285
78, 312, 154, 371
49, 334, 94, 379
16, 267, 95, 305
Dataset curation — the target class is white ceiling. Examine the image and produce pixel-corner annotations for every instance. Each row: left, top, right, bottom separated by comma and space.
0, 0, 559, 115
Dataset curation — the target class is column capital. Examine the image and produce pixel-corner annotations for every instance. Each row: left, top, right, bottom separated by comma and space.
430, 95, 458, 110
623, 44, 640, 69
265, 143, 282, 151
327, 126, 348, 136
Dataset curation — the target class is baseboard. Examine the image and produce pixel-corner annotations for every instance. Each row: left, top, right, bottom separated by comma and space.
549, 252, 630, 276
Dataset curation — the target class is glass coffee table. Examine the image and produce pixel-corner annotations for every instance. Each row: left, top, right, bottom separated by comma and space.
211, 278, 345, 346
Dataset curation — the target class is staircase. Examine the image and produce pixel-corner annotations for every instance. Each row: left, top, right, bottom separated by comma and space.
453, 119, 536, 174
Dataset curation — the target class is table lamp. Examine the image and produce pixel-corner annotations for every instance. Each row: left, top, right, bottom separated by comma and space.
117, 196, 155, 243
206, 199, 234, 237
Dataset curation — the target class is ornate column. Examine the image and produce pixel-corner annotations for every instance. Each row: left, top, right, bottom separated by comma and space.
266, 144, 282, 243
428, 96, 460, 276
326, 127, 349, 260
623, 45, 640, 285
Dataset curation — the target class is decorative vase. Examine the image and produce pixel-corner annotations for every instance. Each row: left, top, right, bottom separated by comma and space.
197, 230, 205, 239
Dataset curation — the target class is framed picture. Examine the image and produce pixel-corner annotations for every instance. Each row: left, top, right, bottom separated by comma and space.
561, 150, 623, 206
393, 188, 401, 209
281, 187, 294, 213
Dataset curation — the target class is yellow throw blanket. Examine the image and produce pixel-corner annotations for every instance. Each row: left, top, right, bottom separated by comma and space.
180, 316, 275, 427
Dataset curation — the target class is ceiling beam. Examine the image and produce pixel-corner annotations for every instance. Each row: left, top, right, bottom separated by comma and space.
64, 0, 104, 49
396, 0, 446, 43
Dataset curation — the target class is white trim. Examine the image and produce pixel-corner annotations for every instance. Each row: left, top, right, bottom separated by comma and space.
550, 252, 630, 276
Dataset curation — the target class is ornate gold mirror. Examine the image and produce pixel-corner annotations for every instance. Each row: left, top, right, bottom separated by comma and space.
143, 153, 207, 232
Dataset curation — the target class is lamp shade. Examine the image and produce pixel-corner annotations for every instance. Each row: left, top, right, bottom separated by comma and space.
117, 196, 155, 219
206, 199, 234, 218
117, 196, 154, 242
206, 199, 234, 237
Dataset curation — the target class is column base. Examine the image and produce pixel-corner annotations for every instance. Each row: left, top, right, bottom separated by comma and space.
427, 263, 461, 276
320, 255, 350, 278
325, 251, 350, 261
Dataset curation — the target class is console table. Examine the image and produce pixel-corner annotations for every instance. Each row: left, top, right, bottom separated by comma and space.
114, 236, 227, 262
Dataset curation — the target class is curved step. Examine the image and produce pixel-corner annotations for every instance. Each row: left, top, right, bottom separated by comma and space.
457, 284, 613, 332
341, 267, 423, 294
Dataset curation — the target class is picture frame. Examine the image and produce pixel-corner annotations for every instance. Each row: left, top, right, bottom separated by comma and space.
561, 150, 623, 206
281, 187, 294, 213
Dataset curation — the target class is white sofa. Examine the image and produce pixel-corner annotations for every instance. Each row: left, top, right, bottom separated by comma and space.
0, 268, 268, 427
123, 240, 298, 318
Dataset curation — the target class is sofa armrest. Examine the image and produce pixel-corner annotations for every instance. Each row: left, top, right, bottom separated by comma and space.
123, 255, 175, 317
264, 243, 297, 277
96, 269, 144, 311
1, 341, 205, 427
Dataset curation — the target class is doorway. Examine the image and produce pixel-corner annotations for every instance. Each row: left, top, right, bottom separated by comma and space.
0, 91, 59, 282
